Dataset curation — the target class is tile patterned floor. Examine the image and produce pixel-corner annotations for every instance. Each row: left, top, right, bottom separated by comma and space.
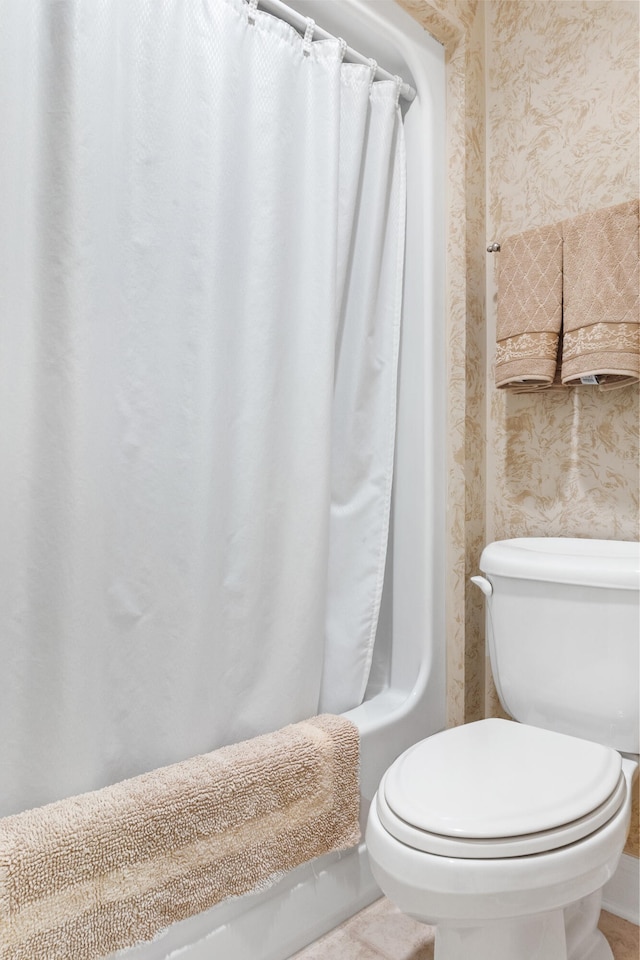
291, 897, 639, 960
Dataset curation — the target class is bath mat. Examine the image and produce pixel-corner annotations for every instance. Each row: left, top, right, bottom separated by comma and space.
561, 199, 639, 389
0, 714, 360, 960
495, 221, 563, 390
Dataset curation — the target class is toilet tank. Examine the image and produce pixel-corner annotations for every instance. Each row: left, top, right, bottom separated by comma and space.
479, 538, 640, 753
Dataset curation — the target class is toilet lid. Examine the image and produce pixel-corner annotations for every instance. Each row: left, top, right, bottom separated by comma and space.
383, 719, 622, 841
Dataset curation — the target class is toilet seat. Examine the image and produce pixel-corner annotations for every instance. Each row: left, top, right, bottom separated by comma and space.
379, 719, 625, 859
377, 770, 626, 858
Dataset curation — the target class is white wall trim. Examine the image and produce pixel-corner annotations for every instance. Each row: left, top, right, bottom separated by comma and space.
602, 853, 640, 925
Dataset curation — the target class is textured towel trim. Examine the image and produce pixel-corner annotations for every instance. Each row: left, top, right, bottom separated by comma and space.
495, 331, 559, 388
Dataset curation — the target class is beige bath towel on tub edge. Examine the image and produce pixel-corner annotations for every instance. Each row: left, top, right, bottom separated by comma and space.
0, 713, 360, 960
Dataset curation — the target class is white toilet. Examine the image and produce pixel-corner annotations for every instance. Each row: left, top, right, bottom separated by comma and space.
366, 538, 639, 960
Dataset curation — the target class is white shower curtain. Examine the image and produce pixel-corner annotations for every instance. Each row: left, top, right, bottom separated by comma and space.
0, 0, 406, 816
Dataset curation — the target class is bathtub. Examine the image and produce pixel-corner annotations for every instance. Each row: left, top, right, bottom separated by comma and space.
109, 3, 446, 957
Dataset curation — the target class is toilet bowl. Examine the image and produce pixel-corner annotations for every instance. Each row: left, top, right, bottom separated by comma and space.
367, 719, 637, 960
365, 538, 640, 960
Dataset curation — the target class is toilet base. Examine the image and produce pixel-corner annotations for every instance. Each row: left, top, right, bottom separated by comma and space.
422, 893, 612, 960
565, 892, 613, 960
578, 931, 614, 960
432, 909, 567, 960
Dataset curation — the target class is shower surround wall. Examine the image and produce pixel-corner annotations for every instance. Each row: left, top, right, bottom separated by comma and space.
398, 0, 639, 861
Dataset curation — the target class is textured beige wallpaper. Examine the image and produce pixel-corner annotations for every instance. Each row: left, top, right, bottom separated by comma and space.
486, 0, 639, 550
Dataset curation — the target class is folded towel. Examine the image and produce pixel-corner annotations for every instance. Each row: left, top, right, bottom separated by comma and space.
495, 223, 563, 390
561, 200, 639, 389
0, 714, 360, 960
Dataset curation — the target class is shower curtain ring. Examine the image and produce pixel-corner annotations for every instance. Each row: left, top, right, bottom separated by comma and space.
247, 0, 259, 25
368, 59, 378, 88
337, 37, 347, 62
303, 19, 315, 56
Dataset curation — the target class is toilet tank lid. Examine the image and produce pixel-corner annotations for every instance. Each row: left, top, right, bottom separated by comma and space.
480, 538, 640, 590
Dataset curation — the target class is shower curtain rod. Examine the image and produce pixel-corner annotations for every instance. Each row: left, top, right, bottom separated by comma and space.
251, 0, 417, 102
